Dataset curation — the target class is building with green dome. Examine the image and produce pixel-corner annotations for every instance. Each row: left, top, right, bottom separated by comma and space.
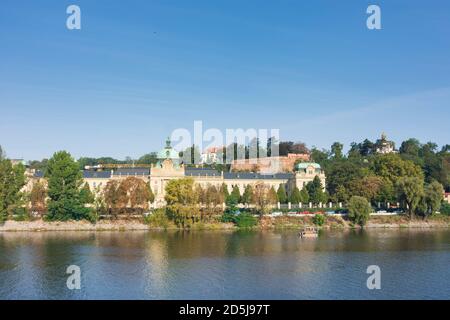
33, 139, 326, 208
155, 137, 181, 167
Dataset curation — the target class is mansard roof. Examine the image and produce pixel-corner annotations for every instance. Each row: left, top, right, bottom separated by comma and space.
83, 170, 112, 179
224, 172, 293, 180
185, 167, 221, 176
112, 168, 150, 176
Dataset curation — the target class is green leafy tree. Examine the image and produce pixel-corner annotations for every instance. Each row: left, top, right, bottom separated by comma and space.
289, 186, 302, 204
221, 183, 229, 199
0, 159, 26, 221
306, 176, 327, 204
395, 177, 424, 219
242, 185, 254, 205
299, 188, 310, 204
424, 181, 444, 215
334, 185, 349, 203
230, 185, 241, 204
269, 186, 278, 204
348, 196, 372, 227
80, 183, 95, 204
165, 178, 199, 228
371, 154, 424, 186
136, 153, 158, 165
331, 142, 344, 159
45, 151, 91, 221
276, 184, 287, 204
348, 176, 383, 204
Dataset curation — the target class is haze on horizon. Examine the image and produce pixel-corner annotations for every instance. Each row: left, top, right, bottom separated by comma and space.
1, 0, 449, 161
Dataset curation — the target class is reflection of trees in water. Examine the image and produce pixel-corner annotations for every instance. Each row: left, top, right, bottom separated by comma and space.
1, 229, 450, 298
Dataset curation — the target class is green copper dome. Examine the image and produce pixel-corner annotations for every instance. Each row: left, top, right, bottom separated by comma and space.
157, 137, 180, 160
295, 162, 321, 170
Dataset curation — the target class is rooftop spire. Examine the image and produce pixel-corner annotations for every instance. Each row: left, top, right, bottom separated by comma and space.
166, 136, 171, 148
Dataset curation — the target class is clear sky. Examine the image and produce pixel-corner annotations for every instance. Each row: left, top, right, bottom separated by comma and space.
1, 0, 449, 160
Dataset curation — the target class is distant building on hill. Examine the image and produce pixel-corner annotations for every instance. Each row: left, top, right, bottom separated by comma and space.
200, 146, 222, 164
375, 133, 397, 154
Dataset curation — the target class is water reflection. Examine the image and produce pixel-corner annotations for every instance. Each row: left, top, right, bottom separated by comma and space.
0, 229, 449, 299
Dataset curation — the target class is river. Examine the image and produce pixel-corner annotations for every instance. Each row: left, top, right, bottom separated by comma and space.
1, 229, 449, 299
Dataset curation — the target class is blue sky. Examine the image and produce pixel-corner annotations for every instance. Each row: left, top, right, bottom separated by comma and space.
1, 0, 449, 160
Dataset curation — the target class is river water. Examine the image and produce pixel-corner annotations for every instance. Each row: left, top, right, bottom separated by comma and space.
1, 229, 449, 299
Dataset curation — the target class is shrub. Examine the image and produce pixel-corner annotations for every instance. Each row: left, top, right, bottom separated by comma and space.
440, 202, 450, 215
312, 213, 326, 226
348, 196, 372, 227
221, 212, 237, 223
145, 209, 170, 228
234, 213, 257, 228
12, 207, 29, 221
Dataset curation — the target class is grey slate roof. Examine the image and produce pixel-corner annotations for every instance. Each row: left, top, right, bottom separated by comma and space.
83, 170, 111, 179
224, 172, 293, 180
112, 168, 150, 176
185, 167, 221, 177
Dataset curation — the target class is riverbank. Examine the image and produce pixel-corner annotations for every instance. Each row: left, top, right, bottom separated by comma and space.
1, 214, 450, 232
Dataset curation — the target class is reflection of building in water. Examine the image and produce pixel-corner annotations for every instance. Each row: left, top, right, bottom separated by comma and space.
29, 139, 326, 208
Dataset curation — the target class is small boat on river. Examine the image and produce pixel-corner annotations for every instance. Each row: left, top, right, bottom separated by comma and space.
299, 227, 319, 238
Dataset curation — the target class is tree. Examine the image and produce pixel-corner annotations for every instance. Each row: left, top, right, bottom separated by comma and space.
120, 177, 153, 215
242, 185, 254, 205
299, 188, 310, 204
399, 138, 422, 165
326, 160, 365, 196
276, 184, 287, 204
269, 186, 278, 205
0, 159, 26, 221
348, 196, 372, 227
289, 186, 302, 204
331, 142, 344, 159
310, 147, 329, 165
424, 181, 444, 216
253, 182, 276, 216
370, 154, 424, 186
395, 177, 424, 219
80, 183, 95, 205
221, 183, 229, 199
230, 185, 241, 204
306, 176, 327, 204
348, 176, 383, 204
165, 178, 200, 228
334, 185, 349, 203
136, 153, 158, 165
103, 180, 125, 217
0, 145, 4, 160
148, 184, 155, 204
45, 151, 91, 221
29, 181, 47, 216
